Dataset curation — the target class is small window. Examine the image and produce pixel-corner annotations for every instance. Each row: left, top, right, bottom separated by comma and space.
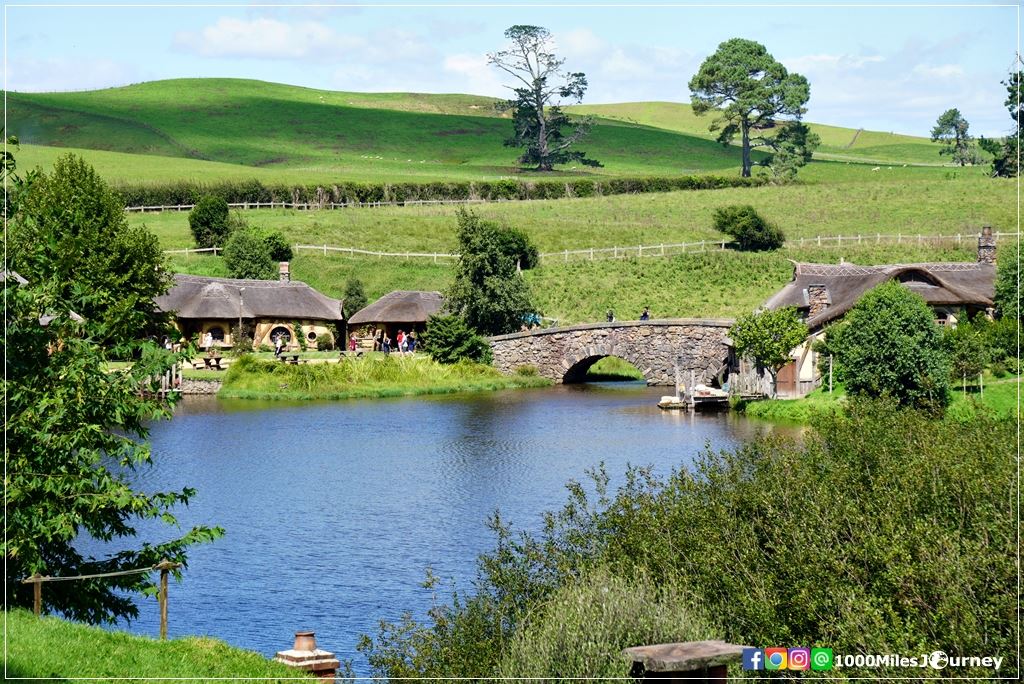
307, 330, 318, 342
208, 326, 225, 341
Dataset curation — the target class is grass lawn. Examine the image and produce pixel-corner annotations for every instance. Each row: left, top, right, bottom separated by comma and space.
744, 376, 1020, 423
5, 609, 312, 680
218, 353, 551, 400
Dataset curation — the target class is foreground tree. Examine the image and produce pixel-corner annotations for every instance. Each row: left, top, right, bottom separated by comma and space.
689, 38, 815, 178
829, 282, 950, 411
4, 147, 221, 621
8, 154, 170, 345
343, 278, 369, 319
931, 108, 977, 166
421, 313, 493, 364
729, 306, 808, 397
446, 209, 534, 336
488, 25, 601, 171
943, 315, 989, 389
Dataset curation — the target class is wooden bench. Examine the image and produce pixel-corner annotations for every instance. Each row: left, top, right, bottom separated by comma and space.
278, 354, 301, 365
203, 356, 223, 370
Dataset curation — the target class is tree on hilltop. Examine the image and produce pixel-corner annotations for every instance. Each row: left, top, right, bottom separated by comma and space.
689, 38, 817, 178
979, 70, 1021, 177
488, 25, 601, 171
931, 108, 978, 166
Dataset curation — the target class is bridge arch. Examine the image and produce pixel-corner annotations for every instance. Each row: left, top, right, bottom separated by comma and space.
489, 319, 734, 386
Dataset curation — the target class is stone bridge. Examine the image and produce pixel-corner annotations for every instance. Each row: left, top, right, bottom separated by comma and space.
489, 319, 735, 385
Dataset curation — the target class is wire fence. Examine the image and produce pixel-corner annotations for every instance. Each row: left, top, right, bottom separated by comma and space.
163, 231, 1019, 265
128, 199, 498, 213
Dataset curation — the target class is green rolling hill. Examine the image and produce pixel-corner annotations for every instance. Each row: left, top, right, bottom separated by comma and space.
6, 78, 951, 185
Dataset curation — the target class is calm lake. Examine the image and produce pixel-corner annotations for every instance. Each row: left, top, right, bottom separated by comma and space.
91, 382, 784, 673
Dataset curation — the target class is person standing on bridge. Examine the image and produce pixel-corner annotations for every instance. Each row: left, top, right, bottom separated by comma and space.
640, 307, 650, 321
606, 310, 615, 323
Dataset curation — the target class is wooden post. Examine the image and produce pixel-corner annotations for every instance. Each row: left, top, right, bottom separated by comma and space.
829, 355, 833, 394
979, 372, 984, 397
155, 559, 181, 640
30, 573, 42, 615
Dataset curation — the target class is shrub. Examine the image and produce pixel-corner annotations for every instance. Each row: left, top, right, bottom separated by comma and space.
712, 205, 785, 251
989, 361, 1008, 378
514, 364, 538, 376
255, 228, 293, 262
222, 228, 275, 280
316, 334, 334, 351
494, 226, 540, 270
343, 278, 368, 319
421, 314, 492, 364
230, 323, 253, 355
495, 568, 717, 679
188, 195, 231, 249
830, 281, 951, 411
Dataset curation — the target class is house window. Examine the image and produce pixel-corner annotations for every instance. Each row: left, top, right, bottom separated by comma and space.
307, 330, 318, 342
208, 326, 225, 342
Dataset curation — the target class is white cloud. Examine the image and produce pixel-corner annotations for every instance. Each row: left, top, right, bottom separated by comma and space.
174, 17, 433, 64
558, 28, 607, 60
911, 64, 965, 79
443, 53, 505, 97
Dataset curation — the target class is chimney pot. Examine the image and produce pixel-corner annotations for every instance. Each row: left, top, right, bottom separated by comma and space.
977, 226, 996, 264
279, 262, 291, 282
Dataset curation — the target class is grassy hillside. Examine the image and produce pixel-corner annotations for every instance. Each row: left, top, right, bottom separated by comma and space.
8, 78, 963, 185
8, 78, 757, 183
5, 609, 313, 680
567, 101, 947, 165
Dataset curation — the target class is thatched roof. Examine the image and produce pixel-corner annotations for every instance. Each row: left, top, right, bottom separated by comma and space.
764, 261, 995, 330
348, 290, 444, 325
157, 274, 342, 321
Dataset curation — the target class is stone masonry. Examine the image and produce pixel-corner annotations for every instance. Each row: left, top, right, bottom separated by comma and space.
489, 319, 734, 386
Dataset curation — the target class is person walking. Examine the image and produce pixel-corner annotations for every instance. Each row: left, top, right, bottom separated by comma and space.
606, 310, 615, 323
396, 330, 406, 356
408, 330, 417, 354
640, 306, 650, 321
382, 333, 391, 355
274, 334, 284, 358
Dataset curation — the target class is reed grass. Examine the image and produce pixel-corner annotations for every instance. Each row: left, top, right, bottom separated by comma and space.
219, 354, 551, 400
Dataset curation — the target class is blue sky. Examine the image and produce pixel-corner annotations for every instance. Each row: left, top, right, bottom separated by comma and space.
4, 2, 1020, 136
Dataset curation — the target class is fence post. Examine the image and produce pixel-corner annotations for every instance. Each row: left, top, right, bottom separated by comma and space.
213, 246, 219, 256
661, 244, 665, 256
155, 559, 180, 640
564, 250, 568, 262
957, 233, 962, 245
877, 233, 880, 243
818, 235, 821, 246
918, 234, 922, 244
591, 248, 595, 260
29, 573, 42, 615
323, 244, 327, 256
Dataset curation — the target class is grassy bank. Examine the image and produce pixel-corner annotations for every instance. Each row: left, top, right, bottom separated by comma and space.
219, 354, 551, 401
585, 356, 645, 381
5, 609, 310, 680
744, 376, 1020, 423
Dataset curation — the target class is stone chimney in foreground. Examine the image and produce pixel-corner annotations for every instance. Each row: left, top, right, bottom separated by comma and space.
279, 262, 291, 282
977, 226, 996, 264
806, 284, 830, 318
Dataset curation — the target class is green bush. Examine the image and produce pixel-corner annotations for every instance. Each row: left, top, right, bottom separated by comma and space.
223, 228, 275, 279
712, 204, 785, 251
514, 364, 538, 376
830, 281, 951, 411
316, 334, 334, 351
421, 314, 492, 364
255, 228, 293, 262
229, 323, 253, 355
188, 195, 231, 249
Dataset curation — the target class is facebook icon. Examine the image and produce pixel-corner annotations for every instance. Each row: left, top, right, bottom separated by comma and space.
742, 648, 764, 671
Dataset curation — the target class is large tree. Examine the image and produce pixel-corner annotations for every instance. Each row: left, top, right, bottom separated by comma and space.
446, 208, 534, 336
980, 71, 1021, 178
994, 241, 1021, 320
4, 148, 222, 623
729, 306, 808, 397
689, 38, 815, 178
829, 282, 950, 411
8, 154, 171, 344
931, 108, 977, 166
488, 25, 601, 171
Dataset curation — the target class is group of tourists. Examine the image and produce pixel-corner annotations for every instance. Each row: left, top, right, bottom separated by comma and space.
368, 328, 416, 355
606, 307, 650, 322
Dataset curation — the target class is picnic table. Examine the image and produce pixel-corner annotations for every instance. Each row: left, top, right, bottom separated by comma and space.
203, 355, 223, 370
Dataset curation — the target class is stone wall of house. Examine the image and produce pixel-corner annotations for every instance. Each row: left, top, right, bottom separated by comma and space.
489, 320, 734, 385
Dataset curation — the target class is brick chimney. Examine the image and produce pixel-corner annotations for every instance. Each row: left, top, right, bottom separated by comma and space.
806, 284, 830, 317
977, 226, 996, 264
279, 262, 291, 282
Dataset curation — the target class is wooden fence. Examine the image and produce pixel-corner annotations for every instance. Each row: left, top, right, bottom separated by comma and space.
163, 231, 1019, 264
22, 560, 182, 639
128, 199, 495, 213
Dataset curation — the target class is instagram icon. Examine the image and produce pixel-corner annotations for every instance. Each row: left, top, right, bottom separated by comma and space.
789, 648, 810, 670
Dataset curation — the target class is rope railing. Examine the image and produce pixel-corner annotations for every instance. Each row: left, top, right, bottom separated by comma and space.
162, 232, 1020, 264
21, 559, 182, 638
